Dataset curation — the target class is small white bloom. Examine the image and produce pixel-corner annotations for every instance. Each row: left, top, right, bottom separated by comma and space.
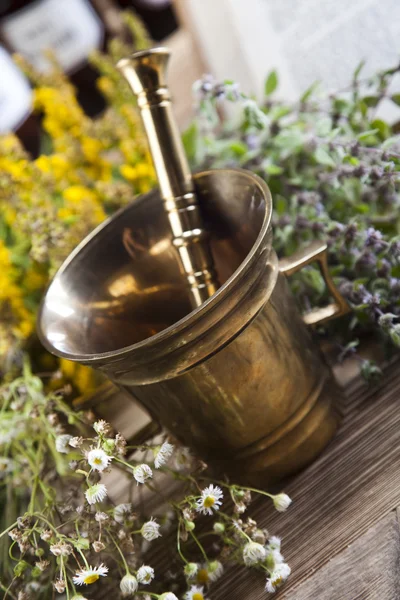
73, 564, 108, 586
184, 562, 199, 579
137, 565, 155, 584
133, 463, 153, 484
159, 593, 179, 600
0, 457, 14, 477
92, 541, 105, 553
69, 436, 83, 448
154, 441, 174, 469
267, 548, 284, 566
54, 578, 66, 593
71, 595, 89, 600
273, 493, 292, 512
55, 434, 72, 454
93, 420, 112, 436
141, 518, 161, 541
268, 536, 281, 551
114, 503, 133, 523
85, 483, 108, 505
243, 541, 267, 566
195, 484, 223, 516
35, 559, 50, 572
50, 542, 73, 556
120, 573, 138, 596
184, 585, 207, 600
265, 562, 291, 593
87, 448, 112, 472
95, 511, 109, 523
207, 560, 224, 583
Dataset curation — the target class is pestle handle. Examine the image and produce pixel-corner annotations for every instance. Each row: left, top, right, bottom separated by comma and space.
117, 48, 219, 308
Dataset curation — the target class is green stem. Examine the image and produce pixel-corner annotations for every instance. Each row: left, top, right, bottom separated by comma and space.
110, 533, 130, 574
0, 521, 18, 539
176, 520, 189, 565
190, 530, 208, 563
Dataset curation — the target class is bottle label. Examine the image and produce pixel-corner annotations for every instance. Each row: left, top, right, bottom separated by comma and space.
1, 0, 104, 73
0, 47, 32, 133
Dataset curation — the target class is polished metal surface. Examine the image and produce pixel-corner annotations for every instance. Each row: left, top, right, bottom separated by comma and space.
117, 48, 219, 308
38, 168, 349, 487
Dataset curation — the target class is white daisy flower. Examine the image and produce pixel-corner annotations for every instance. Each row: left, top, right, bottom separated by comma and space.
0, 457, 14, 477
265, 562, 291, 593
136, 565, 155, 585
195, 561, 223, 585
243, 541, 267, 566
159, 593, 179, 600
184, 585, 207, 600
195, 484, 223, 516
267, 536, 281, 551
73, 563, 108, 586
141, 518, 161, 541
55, 434, 72, 454
120, 573, 138, 596
133, 463, 153, 484
87, 448, 112, 472
85, 483, 108, 505
154, 441, 174, 469
207, 560, 224, 583
266, 548, 284, 568
184, 562, 199, 579
114, 503, 133, 523
273, 493, 292, 512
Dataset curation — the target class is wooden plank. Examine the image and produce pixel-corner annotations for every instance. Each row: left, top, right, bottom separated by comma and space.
283, 512, 400, 600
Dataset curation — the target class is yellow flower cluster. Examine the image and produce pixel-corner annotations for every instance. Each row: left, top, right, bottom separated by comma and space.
0, 26, 156, 377
0, 240, 34, 359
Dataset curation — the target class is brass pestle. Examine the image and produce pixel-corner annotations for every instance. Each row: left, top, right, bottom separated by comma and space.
117, 48, 219, 308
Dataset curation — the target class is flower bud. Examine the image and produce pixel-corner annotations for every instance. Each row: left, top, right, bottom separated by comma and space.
213, 522, 225, 534
184, 520, 195, 532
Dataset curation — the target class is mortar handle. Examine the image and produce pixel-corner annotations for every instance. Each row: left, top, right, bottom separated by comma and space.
117, 48, 219, 308
279, 240, 350, 325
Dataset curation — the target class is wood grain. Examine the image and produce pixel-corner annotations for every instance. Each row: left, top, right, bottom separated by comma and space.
285, 512, 400, 600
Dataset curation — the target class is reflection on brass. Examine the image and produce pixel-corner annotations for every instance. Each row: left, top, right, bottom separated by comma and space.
38, 168, 350, 487
117, 48, 219, 308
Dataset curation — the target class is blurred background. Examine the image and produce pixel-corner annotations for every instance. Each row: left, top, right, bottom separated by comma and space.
2, 0, 400, 157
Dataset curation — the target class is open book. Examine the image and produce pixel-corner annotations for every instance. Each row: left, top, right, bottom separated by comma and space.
182, 0, 400, 121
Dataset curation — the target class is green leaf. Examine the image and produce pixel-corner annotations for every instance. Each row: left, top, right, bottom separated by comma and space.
382, 136, 400, 150
275, 195, 287, 215
182, 122, 199, 164
391, 94, 400, 106
370, 119, 390, 140
265, 70, 278, 96
357, 129, 379, 140
228, 141, 248, 157
264, 163, 284, 175
300, 81, 319, 103
353, 60, 365, 81
314, 147, 335, 167
362, 96, 380, 107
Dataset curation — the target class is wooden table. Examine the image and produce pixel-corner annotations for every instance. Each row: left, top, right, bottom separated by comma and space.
92, 355, 400, 600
